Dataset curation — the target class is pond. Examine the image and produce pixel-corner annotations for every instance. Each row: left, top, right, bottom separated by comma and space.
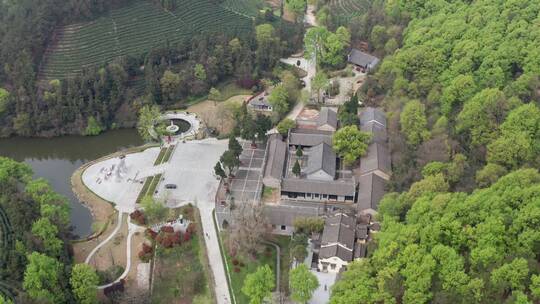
166, 118, 191, 136
0, 129, 143, 238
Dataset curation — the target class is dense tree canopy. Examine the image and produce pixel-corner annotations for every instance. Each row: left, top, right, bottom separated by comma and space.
369, 0, 540, 190
331, 169, 540, 303
332, 125, 372, 166
0, 157, 75, 302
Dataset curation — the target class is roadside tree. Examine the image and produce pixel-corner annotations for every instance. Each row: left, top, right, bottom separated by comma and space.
228, 202, 269, 257
311, 72, 329, 103
242, 265, 275, 304
290, 264, 319, 304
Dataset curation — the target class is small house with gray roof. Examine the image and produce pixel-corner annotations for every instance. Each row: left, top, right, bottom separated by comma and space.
348, 49, 380, 72
247, 90, 273, 112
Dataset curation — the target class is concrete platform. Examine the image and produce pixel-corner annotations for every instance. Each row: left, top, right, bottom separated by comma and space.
82, 147, 160, 213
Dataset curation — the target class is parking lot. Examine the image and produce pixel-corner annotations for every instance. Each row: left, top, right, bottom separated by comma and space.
229, 141, 266, 203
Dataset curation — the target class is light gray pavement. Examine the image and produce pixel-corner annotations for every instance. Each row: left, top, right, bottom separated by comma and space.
155, 139, 228, 204
154, 138, 231, 304
309, 271, 337, 304
82, 147, 160, 213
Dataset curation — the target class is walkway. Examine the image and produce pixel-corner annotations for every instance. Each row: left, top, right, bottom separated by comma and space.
200, 202, 231, 304
85, 212, 124, 264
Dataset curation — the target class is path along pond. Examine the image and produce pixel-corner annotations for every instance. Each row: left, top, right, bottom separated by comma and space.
0, 129, 143, 238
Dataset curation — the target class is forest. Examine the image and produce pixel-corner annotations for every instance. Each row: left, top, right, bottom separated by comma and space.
0, 157, 99, 303
330, 0, 540, 302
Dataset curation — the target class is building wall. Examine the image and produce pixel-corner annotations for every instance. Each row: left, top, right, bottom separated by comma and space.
281, 192, 351, 202
270, 224, 295, 236
318, 256, 348, 273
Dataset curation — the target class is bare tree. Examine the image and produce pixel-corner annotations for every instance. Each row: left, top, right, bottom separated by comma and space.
227, 202, 270, 258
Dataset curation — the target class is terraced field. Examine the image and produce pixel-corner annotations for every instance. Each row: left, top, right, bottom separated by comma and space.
220, 0, 264, 17
40, 0, 253, 80
0, 206, 16, 302
0, 206, 13, 270
329, 0, 369, 24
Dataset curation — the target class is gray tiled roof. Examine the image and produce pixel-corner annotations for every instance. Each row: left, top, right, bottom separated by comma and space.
319, 244, 354, 262
263, 135, 287, 180
288, 128, 333, 147
348, 49, 379, 68
360, 121, 387, 145
357, 173, 387, 212
359, 107, 387, 127
263, 204, 324, 226
305, 143, 336, 178
359, 143, 391, 176
319, 213, 356, 261
317, 107, 338, 130
281, 178, 356, 197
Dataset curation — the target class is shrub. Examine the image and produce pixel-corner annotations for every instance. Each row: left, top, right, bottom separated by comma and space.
187, 222, 197, 234
130, 210, 146, 225
161, 226, 174, 233
232, 259, 239, 266
233, 267, 241, 273
145, 228, 157, 240
183, 231, 191, 242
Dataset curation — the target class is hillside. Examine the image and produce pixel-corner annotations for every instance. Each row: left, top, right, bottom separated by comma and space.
328, 0, 369, 24
40, 0, 253, 80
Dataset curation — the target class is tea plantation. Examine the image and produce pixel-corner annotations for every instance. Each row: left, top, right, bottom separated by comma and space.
329, 0, 369, 24
40, 0, 253, 80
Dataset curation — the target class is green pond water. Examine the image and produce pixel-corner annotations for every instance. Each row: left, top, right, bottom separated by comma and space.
0, 129, 143, 238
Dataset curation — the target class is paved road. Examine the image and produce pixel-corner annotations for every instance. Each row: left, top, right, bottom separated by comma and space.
200, 203, 232, 304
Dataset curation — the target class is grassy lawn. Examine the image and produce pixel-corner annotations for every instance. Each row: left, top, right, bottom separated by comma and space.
222, 236, 278, 304
215, 80, 252, 101
153, 147, 167, 166
151, 207, 214, 304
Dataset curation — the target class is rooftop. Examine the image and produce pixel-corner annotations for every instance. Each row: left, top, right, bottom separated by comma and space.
263, 135, 287, 180
359, 107, 387, 127
357, 173, 387, 214
359, 143, 391, 177
348, 49, 380, 68
317, 107, 338, 130
288, 128, 334, 147
281, 177, 356, 197
305, 143, 336, 179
